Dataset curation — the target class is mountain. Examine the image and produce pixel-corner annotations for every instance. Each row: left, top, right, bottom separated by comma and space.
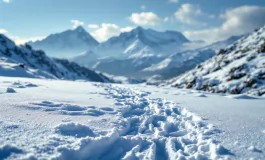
206, 35, 244, 50
70, 50, 101, 68
141, 35, 243, 80
142, 48, 216, 79
166, 26, 265, 96
92, 55, 166, 77
0, 34, 110, 82
72, 27, 191, 78
29, 26, 99, 58
94, 26, 190, 58
73, 32, 241, 80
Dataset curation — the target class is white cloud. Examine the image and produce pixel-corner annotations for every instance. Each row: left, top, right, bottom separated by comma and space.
175, 3, 206, 26
3, 0, 11, 3
70, 20, 84, 29
0, 28, 45, 45
10, 36, 46, 45
141, 5, 146, 10
0, 28, 8, 34
184, 5, 265, 43
164, 17, 169, 22
129, 12, 162, 26
169, 0, 178, 3
88, 24, 99, 29
91, 23, 135, 42
120, 26, 135, 32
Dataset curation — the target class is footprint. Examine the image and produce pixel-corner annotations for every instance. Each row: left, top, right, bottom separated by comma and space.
0, 145, 23, 160
6, 87, 16, 93
100, 107, 114, 111
33, 101, 62, 107
114, 102, 124, 106
171, 108, 181, 115
61, 104, 86, 111
25, 83, 38, 87
247, 146, 263, 153
55, 123, 95, 138
87, 109, 105, 117
125, 109, 145, 117
88, 106, 96, 109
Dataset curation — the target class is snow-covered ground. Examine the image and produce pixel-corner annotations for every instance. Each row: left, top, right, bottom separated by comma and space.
132, 85, 265, 160
0, 76, 265, 159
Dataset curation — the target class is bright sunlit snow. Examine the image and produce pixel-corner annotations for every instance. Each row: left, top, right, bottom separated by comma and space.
0, 76, 264, 159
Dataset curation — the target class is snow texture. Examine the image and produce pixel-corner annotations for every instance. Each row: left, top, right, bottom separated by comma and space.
0, 76, 234, 160
167, 25, 265, 96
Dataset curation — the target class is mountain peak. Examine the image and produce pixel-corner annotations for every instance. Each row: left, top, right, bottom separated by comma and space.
73, 26, 86, 33
134, 26, 144, 31
29, 26, 99, 58
131, 26, 146, 34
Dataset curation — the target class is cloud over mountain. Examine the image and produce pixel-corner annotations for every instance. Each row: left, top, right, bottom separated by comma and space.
184, 5, 265, 43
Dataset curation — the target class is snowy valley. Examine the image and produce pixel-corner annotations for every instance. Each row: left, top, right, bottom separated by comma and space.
0, 76, 265, 160
1, 17, 265, 160
30, 26, 241, 80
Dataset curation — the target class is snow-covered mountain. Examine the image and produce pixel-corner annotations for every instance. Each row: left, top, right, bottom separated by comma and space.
94, 26, 190, 58
0, 34, 110, 82
73, 34, 241, 80
29, 26, 99, 58
70, 50, 101, 68
141, 48, 215, 79
142, 35, 243, 80
92, 54, 166, 77
167, 26, 265, 96
72, 27, 191, 78
206, 35, 244, 51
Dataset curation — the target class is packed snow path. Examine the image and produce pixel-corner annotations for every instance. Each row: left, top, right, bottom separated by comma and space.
81, 83, 230, 160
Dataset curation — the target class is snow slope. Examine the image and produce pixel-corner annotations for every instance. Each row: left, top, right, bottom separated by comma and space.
140, 35, 242, 81
92, 54, 166, 77
95, 27, 190, 58
167, 26, 265, 96
0, 34, 110, 82
142, 48, 216, 79
29, 26, 99, 58
1, 76, 265, 159
72, 27, 192, 77
70, 50, 101, 68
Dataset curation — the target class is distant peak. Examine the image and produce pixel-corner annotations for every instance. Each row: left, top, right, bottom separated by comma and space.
135, 26, 144, 30
74, 26, 86, 32
133, 26, 145, 32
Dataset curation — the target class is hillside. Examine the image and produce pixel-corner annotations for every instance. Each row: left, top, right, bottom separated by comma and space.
0, 34, 110, 82
167, 26, 265, 96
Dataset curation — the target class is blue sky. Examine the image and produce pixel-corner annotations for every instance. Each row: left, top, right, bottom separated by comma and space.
1, 0, 265, 44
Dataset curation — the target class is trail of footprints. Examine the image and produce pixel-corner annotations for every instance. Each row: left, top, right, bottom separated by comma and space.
0, 81, 38, 94
56, 84, 231, 160
2, 81, 231, 159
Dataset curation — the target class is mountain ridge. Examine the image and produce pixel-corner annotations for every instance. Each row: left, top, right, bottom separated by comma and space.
29, 26, 99, 58
166, 25, 265, 96
0, 33, 111, 82
95, 26, 190, 58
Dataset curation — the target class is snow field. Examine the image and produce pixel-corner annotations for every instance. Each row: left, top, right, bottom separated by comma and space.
59, 83, 230, 160
0, 77, 231, 159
